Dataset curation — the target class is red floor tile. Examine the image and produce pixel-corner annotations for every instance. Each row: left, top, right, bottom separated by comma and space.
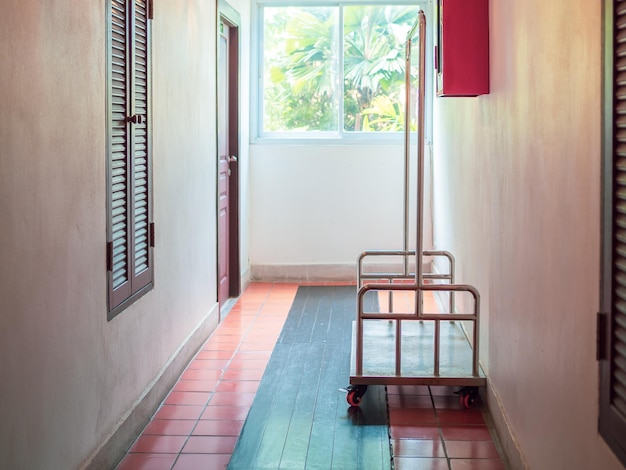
233, 300, 265, 310
215, 380, 260, 393
186, 359, 229, 370
195, 350, 233, 360
171, 453, 230, 470
389, 407, 438, 425
437, 409, 486, 425
164, 391, 212, 406
180, 369, 222, 381
172, 379, 218, 392
233, 350, 272, 360
221, 368, 264, 381
441, 425, 493, 441
153, 405, 205, 421
388, 394, 434, 409
227, 359, 268, 370
142, 419, 196, 436
181, 436, 238, 454
449, 458, 506, 470
116, 453, 177, 470
200, 405, 250, 421
445, 440, 501, 459
192, 419, 244, 436
208, 392, 255, 407
433, 395, 467, 410
391, 439, 446, 457
130, 435, 188, 454
238, 342, 277, 351
390, 425, 442, 440
202, 341, 241, 351
394, 457, 450, 470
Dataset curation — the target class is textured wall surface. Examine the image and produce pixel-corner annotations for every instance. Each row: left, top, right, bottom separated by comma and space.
432, 1, 621, 468
0, 1, 219, 468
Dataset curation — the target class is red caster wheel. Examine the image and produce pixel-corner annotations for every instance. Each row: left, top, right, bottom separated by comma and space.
457, 387, 479, 409
345, 385, 368, 407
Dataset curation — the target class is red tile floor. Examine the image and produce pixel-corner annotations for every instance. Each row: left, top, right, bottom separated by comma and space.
116, 282, 507, 470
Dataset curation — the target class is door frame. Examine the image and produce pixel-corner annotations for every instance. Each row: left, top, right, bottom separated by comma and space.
217, 0, 241, 303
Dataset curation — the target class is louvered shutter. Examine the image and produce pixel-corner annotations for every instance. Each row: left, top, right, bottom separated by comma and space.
131, 0, 152, 287
600, 0, 626, 465
107, 0, 153, 316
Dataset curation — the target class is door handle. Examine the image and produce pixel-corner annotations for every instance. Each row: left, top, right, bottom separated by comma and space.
228, 155, 238, 163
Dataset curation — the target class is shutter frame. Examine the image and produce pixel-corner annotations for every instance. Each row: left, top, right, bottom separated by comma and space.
600, 0, 626, 465
106, 0, 153, 318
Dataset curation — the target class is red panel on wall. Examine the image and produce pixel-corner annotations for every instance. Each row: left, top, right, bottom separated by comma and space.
436, 0, 489, 97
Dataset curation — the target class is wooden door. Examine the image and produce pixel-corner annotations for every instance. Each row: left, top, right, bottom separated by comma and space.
217, 7, 241, 307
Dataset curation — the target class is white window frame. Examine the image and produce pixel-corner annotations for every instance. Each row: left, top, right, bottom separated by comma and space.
251, 0, 434, 145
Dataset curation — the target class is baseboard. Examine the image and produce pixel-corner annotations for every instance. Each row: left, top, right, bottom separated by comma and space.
429, 263, 523, 468
251, 263, 356, 282
484, 379, 528, 470
81, 303, 220, 470
240, 266, 251, 290
250, 261, 434, 283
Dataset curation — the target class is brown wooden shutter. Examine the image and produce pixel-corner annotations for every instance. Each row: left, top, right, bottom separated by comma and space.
107, 0, 153, 317
600, 0, 626, 464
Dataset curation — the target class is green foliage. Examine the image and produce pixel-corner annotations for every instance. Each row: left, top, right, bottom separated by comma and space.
262, 4, 419, 133
362, 95, 403, 131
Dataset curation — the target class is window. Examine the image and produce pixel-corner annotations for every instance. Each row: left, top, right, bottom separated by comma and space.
255, 1, 429, 140
106, 0, 154, 319
600, 0, 626, 464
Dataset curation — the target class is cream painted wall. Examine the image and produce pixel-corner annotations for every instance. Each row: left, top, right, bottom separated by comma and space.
248, 143, 434, 280
432, 0, 622, 468
0, 1, 219, 468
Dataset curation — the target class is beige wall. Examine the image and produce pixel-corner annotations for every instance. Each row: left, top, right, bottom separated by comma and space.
250, 143, 406, 265
0, 1, 219, 468
432, 1, 622, 468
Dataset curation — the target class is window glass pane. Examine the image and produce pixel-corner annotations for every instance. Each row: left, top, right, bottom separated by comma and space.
343, 5, 419, 132
263, 6, 339, 132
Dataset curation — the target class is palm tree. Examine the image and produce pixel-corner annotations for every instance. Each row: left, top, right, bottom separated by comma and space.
343, 5, 418, 131
263, 5, 419, 132
264, 6, 338, 131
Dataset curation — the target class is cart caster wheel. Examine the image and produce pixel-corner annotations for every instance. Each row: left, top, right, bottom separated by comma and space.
346, 385, 368, 407
458, 387, 479, 409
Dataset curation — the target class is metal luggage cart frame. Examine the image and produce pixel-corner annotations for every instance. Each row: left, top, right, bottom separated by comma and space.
347, 10, 485, 408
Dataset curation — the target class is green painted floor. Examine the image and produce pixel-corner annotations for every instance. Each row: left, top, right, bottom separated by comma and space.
228, 286, 391, 470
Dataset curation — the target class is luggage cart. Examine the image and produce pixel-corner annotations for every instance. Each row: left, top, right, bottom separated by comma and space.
346, 10, 486, 408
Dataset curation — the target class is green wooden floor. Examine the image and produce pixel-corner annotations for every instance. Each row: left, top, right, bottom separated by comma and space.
228, 286, 391, 470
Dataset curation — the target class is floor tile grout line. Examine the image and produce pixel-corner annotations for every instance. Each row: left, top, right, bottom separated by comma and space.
194, 286, 275, 422
166, 295, 260, 469
191, 283, 294, 465
427, 385, 453, 470
140, 284, 279, 469
117, 283, 291, 469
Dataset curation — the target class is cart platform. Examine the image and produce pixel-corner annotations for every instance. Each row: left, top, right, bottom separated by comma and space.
349, 319, 486, 387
